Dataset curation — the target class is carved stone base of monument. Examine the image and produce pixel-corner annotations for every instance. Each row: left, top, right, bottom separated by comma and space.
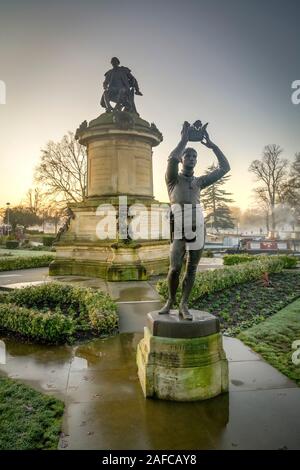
137, 311, 229, 401
49, 112, 170, 281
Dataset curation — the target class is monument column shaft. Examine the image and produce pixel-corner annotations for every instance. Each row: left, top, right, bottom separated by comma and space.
86, 136, 154, 198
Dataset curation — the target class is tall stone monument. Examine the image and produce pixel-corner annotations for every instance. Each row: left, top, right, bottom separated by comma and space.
49, 58, 170, 281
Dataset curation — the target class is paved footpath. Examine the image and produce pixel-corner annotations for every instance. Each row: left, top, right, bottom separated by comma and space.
1, 265, 300, 449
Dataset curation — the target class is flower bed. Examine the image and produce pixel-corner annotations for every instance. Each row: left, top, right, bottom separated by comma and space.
194, 271, 300, 335
0, 283, 118, 343
157, 256, 286, 305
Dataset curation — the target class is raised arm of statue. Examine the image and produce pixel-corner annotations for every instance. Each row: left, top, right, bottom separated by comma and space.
165, 122, 190, 185
197, 131, 230, 189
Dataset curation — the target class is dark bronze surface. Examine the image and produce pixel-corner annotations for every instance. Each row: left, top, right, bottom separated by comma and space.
100, 57, 143, 114
159, 121, 231, 320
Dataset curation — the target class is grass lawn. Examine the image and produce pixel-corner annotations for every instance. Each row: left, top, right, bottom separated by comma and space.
239, 298, 300, 386
193, 271, 300, 335
0, 248, 52, 258
0, 376, 64, 449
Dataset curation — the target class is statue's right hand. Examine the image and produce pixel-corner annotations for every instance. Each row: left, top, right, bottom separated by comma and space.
181, 121, 190, 142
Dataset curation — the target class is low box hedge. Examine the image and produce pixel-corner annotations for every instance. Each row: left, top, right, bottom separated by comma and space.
0, 255, 54, 272
5, 240, 19, 249
43, 236, 56, 247
156, 256, 286, 305
0, 283, 118, 343
223, 253, 297, 268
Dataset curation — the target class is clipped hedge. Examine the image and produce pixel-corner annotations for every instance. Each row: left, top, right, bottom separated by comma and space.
157, 256, 285, 305
6, 240, 19, 249
277, 255, 298, 269
0, 255, 54, 272
43, 236, 56, 247
0, 304, 76, 343
0, 283, 118, 343
223, 253, 297, 268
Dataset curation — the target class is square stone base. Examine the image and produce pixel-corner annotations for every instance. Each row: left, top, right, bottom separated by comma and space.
49, 242, 170, 281
137, 327, 229, 401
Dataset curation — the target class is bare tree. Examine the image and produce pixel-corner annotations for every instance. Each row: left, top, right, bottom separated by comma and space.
249, 145, 288, 231
35, 132, 87, 203
25, 187, 45, 215
253, 187, 271, 232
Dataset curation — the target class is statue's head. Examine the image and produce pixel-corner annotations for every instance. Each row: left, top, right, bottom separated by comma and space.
182, 147, 197, 170
111, 57, 120, 67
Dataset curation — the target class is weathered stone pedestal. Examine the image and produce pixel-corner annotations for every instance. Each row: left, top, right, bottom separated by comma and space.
137, 311, 229, 401
49, 112, 170, 280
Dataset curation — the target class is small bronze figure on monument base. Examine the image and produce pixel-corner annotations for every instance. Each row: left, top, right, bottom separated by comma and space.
100, 57, 143, 114
159, 121, 231, 321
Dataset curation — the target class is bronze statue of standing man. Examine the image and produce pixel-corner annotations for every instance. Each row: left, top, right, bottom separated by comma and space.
159, 121, 230, 320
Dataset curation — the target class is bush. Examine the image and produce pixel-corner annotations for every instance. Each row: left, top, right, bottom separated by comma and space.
43, 236, 56, 247
157, 256, 285, 305
29, 245, 54, 252
223, 254, 258, 265
0, 235, 9, 246
223, 253, 297, 269
0, 283, 118, 343
25, 229, 43, 235
278, 255, 298, 269
202, 250, 214, 258
0, 303, 76, 343
5, 240, 19, 249
0, 255, 54, 272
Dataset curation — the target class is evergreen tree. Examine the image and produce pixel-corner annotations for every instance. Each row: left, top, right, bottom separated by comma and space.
201, 165, 235, 231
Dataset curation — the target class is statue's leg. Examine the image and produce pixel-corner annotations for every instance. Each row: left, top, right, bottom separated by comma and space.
103, 90, 113, 112
158, 239, 185, 314
179, 247, 203, 320
115, 88, 126, 112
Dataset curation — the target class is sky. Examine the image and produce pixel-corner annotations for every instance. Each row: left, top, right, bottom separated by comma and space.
0, 0, 299, 210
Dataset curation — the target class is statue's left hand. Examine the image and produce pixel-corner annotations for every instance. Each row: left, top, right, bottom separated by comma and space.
201, 131, 215, 149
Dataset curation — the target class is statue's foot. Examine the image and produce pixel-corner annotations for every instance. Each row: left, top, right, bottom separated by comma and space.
158, 299, 173, 315
179, 303, 193, 321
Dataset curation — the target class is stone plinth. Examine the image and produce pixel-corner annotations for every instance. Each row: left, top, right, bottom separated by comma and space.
49, 112, 170, 281
137, 311, 229, 401
77, 112, 162, 198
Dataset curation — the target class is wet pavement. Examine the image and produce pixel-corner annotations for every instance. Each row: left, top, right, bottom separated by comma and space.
1, 262, 300, 449
1, 331, 300, 449
0, 267, 49, 288
0, 257, 223, 291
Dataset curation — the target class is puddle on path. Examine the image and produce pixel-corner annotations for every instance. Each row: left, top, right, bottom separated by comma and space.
1, 333, 300, 449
